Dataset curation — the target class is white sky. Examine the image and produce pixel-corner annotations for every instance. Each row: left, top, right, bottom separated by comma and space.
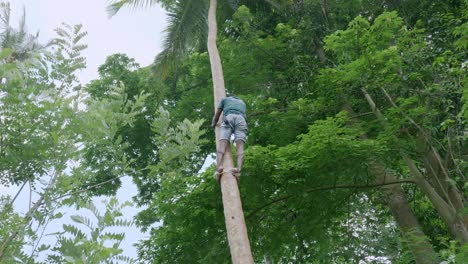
4, 0, 168, 260
10, 0, 168, 84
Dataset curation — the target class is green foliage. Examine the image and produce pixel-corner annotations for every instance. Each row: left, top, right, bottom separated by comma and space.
135, 107, 207, 213
0, 197, 30, 263
85, 51, 211, 199
134, 110, 217, 263
87, 53, 140, 99
0, 13, 154, 261
322, 10, 466, 169
73, 84, 150, 196
47, 197, 135, 264
86, 54, 160, 194
1, 0, 465, 262
0, 2, 44, 65
130, 1, 467, 262
240, 113, 390, 262
0, 22, 88, 187
135, 112, 393, 262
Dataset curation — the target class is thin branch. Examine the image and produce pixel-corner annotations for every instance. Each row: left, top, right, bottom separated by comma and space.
28, 180, 32, 211
350, 112, 374, 118
381, 87, 465, 188
447, 134, 466, 181
247, 178, 416, 219
10, 181, 27, 206
29, 216, 51, 260
52, 173, 129, 202
380, 86, 428, 137
0, 172, 59, 260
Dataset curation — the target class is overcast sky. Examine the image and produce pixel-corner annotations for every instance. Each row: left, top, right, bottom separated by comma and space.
10, 0, 167, 84
4, 0, 168, 259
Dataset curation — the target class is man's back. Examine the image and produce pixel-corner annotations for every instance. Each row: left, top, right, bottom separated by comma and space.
219, 96, 246, 117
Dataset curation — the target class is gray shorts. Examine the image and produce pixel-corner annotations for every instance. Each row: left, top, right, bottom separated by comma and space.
219, 114, 248, 142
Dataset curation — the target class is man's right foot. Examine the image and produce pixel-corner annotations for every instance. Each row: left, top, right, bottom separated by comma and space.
231, 167, 241, 183
214, 166, 223, 182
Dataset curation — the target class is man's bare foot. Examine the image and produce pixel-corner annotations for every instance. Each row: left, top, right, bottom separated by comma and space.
214, 166, 224, 183
230, 167, 241, 183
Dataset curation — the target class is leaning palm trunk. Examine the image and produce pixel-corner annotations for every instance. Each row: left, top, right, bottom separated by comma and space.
207, 0, 254, 263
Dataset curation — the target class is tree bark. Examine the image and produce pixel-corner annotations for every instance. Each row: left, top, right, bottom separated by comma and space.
343, 104, 439, 263
371, 163, 440, 263
314, 38, 327, 63
207, 0, 254, 263
361, 88, 468, 243
404, 156, 468, 243
381, 87, 466, 218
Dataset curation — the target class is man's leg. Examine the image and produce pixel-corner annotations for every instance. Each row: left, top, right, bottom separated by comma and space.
234, 140, 244, 175
215, 139, 228, 177
232, 115, 247, 180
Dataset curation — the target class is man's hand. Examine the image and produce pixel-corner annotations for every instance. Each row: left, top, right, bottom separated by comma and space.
212, 108, 223, 129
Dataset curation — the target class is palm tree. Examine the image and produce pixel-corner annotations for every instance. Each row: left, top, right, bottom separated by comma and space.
206, 1, 254, 262
108, 0, 207, 82
108, 0, 254, 262
0, 2, 43, 65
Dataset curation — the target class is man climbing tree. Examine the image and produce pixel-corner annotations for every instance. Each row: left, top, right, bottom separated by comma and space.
211, 94, 247, 182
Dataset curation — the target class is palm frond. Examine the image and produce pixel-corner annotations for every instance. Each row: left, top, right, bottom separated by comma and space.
152, 0, 208, 78
0, 2, 10, 31
151, 49, 176, 79
0, 2, 44, 64
106, 0, 159, 17
225, 0, 284, 11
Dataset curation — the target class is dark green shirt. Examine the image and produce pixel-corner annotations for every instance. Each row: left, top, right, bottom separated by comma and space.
218, 96, 246, 117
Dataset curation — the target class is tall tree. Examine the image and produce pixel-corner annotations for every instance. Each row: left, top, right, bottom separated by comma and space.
207, 0, 254, 262
322, 10, 467, 244
108, 0, 255, 262
0, 20, 149, 261
107, 0, 467, 262
0, 2, 43, 66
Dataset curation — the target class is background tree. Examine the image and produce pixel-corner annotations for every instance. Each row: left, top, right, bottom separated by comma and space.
0, 18, 149, 262
0, 2, 43, 65
2, 0, 465, 262
47, 198, 135, 264
122, 1, 466, 262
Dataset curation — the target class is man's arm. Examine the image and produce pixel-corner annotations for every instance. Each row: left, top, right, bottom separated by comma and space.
211, 108, 223, 128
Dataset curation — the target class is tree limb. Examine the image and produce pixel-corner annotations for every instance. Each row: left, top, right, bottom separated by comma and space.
247, 178, 416, 219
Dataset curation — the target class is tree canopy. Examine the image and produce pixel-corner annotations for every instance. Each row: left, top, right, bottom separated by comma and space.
0, 0, 467, 263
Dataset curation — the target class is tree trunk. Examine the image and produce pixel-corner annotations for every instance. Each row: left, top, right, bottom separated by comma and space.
207, 0, 254, 263
314, 38, 327, 63
404, 156, 468, 243
380, 86, 466, 220
423, 147, 467, 226
361, 88, 468, 243
343, 104, 439, 263
371, 163, 440, 264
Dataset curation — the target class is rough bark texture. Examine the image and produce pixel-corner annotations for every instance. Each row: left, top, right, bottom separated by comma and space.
343, 104, 439, 262
207, 0, 254, 263
424, 147, 467, 227
361, 88, 468, 244
314, 38, 327, 63
405, 156, 468, 243
371, 164, 440, 264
